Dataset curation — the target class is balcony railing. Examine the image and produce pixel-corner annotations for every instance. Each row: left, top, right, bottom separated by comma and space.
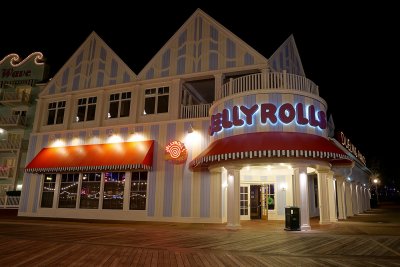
0, 167, 13, 179
217, 71, 319, 100
0, 115, 26, 128
0, 196, 20, 208
0, 91, 30, 105
181, 103, 211, 119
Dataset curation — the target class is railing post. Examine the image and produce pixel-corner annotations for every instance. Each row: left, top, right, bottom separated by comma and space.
261, 68, 269, 89
229, 78, 233, 96
283, 70, 287, 89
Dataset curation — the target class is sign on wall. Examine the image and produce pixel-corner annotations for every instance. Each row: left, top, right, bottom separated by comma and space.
165, 141, 188, 164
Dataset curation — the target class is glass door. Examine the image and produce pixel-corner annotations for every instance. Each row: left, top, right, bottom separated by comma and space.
240, 185, 250, 220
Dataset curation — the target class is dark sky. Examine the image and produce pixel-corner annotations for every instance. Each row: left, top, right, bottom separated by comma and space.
1, 4, 396, 184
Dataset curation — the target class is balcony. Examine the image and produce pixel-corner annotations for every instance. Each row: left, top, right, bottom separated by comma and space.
0, 91, 30, 107
216, 71, 319, 100
0, 140, 26, 152
0, 115, 26, 129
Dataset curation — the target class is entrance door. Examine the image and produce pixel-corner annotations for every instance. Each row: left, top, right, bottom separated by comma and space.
250, 185, 261, 219
240, 185, 250, 220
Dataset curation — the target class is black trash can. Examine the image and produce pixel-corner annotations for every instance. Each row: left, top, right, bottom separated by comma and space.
285, 206, 300, 231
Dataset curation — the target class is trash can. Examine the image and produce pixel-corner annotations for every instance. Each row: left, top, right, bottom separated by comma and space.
285, 206, 300, 231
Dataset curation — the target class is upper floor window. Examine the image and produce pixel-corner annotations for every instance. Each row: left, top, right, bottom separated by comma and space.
108, 92, 131, 119
144, 86, 169, 115
76, 97, 97, 122
47, 101, 66, 125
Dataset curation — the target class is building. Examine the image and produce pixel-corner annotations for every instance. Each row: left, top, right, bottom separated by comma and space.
20, 9, 371, 229
0, 52, 47, 206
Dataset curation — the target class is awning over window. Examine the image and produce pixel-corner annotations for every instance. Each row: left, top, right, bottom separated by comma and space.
25, 140, 154, 173
190, 132, 351, 168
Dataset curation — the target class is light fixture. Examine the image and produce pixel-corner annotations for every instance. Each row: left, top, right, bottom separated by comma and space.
187, 123, 194, 134
107, 113, 111, 119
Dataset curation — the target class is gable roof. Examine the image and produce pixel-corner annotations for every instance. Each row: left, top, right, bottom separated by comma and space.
42, 32, 136, 96
139, 9, 267, 79
268, 35, 305, 77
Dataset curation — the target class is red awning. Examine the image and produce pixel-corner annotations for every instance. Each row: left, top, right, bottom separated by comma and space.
25, 141, 154, 173
190, 132, 351, 168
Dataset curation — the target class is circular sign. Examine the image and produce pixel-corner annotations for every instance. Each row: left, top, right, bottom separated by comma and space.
165, 141, 188, 164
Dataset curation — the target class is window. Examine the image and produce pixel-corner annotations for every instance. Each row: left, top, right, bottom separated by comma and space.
41, 174, 56, 208
103, 172, 125, 209
47, 101, 66, 125
267, 184, 275, 210
58, 173, 79, 208
130, 171, 148, 210
108, 92, 131, 118
76, 97, 97, 122
80, 173, 101, 209
144, 86, 169, 115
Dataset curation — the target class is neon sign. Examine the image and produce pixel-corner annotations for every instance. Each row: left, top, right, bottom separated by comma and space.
209, 103, 326, 136
335, 131, 366, 165
165, 141, 188, 164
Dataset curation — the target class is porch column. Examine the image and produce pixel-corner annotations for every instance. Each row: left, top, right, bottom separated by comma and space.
345, 181, 354, 216
209, 167, 224, 221
123, 171, 131, 211
366, 189, 371, 210
214, 73, 225, 100
336, 176, 346, 219
317, 169, 333, 224
226, 167, 241, 229
352, 182, 359, 215
357, 183, 363, 214
327, 175, 338, 222
293, 167, 311, 230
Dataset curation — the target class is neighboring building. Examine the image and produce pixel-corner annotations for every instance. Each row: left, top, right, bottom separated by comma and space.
20, 9, 371, 229
0, 52, 47, 204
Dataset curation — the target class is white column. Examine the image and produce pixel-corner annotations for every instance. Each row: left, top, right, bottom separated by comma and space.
345, 181, 354, 217
214, 73, 225, 100
123, 171, 131, 211
366, 189, 371, 210
76, 173, 83, 209
336, 176, 346, 219
226, 167, 241, 229
293, 167, 311, 230
327, 175, 338, 222
352, 182, 359, 215
357, 183, 363, 214
317, 170, 330, 224
53, 173, 62, 209
99, 173, 105, 209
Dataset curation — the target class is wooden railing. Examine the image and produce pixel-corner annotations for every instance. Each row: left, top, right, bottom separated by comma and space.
217, 71, 319, 100
0, 115, 26, 127
0, 196, 20, 208
180, 103, 211, 119
0, 140, 23, 151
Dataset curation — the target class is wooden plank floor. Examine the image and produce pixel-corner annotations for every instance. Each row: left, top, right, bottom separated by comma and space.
1, 204, 399, 266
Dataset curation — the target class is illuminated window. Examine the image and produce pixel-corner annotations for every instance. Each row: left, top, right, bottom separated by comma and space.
80, 173, 101, 209
108, 92, 131, 118
130, 171, 148, 210
103, 172, 125, 209
261, 184, 275, 210
58, 173, 79, 208
76, 97, 97, 122
144, 86, 169, 115
40, 173, 56, 208
47, 101, 66, 125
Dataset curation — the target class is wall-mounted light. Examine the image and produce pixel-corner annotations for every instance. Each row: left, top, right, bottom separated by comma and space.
107, 113, 111, 119
187, 123, 194, 134
281, 183, 287, 191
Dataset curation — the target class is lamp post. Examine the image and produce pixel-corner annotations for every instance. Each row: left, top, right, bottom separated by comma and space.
373, 178, 379, 205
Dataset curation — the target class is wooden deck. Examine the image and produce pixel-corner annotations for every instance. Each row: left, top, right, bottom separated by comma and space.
1, 204, 399, 266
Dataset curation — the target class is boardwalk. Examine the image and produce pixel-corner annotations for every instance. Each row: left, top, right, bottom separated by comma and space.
0, 203, 399, 266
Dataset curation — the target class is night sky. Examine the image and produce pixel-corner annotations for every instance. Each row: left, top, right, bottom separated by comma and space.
1, 4, 396, 185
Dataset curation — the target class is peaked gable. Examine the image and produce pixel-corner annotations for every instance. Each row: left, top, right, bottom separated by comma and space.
43, 32, 136, 96
268, 35, 305, 77
139, 9, 267, 79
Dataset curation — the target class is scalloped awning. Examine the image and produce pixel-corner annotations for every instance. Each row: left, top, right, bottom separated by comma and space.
190, 132, 351, 168
25, 141, 154, 173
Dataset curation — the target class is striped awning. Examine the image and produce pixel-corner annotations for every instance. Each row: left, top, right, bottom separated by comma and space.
190, 132, 351, 168
25, 140, 154, 173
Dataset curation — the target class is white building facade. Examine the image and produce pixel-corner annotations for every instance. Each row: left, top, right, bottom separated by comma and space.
20, 10, 371, 229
